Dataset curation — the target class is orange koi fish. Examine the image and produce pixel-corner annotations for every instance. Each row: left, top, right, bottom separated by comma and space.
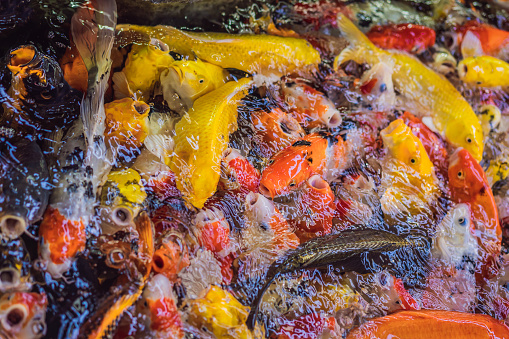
291, 175, 335, 241
244, 192, 300, 251
250, 108, 305, 158
141, 274, 183, 338
259, 132, 346, 198
366, 23, 436, 54
152, 236, 190, 282
220, 148, 260, 192
346, 310, 509, 339
281, 80, 342, 129
453, 20, 509, 58
448, 148, 501, 281
194, 208, 231, 255
0, 292, 48, 339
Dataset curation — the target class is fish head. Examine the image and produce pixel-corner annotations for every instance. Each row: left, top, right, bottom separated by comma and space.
194, 207, 230, 254
0, 241, 29, 293
381, 119, 433, 176
152, 235, 189, 278
105, 98, 150, 151
448, 148, 486, 201
259, 134, 328, 198
433, 203, 477, 264
220, 148, 260, 192
0, 292, 47, 339
444, 118, 483, 162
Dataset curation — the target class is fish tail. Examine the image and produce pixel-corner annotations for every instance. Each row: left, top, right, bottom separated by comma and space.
334, 14, 379, 70
246, 265, 280, 330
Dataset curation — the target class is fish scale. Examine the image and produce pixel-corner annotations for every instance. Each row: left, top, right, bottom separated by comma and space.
170, 77, 253, 208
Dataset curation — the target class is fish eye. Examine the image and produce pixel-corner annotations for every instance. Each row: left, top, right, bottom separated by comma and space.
410, 158, 416, 164
268, 159, 274, 165
40, 91, 52, 100
379, 83, 387, 92
457, 217, 468, 227
457, 170, 464, 179
289, 180, 296, 187
199, 79, 204, 84
466, 137, 472, 143
463, 64, 468, 74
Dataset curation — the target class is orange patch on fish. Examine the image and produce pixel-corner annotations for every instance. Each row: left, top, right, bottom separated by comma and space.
60, 40, 88, 93
366, 23, 436, 54
455, 20, 509, 56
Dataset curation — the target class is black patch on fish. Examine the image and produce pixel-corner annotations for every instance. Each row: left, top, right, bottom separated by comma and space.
62, 164, 81, 173
307, 158, 313, 164
292, 140, 312, 147
479, 186, 486, 196
85, 166, 93, 177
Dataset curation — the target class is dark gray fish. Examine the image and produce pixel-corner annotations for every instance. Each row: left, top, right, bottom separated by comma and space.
3, 44, 81, 132
0, 139, 49, 239
246, 228, 430, 330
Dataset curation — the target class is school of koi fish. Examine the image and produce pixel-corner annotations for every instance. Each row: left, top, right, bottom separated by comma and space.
4, 0, 509, 338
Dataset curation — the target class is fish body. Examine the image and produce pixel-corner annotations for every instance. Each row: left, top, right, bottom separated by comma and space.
60, 40, 88, 93
281, 81, 342, 129
458, 56, 509, 87
0, 140, 49, 239
345, 310, 509, 339
250, 108, 305, 158
247, 229, 429, 329
116, 24, 321, 76
366, 23, 436, 54
448, 148, 501, 280
259, 132, 346, 198
104, 98, 150, 159
99, 168, 147, 234
121, 38, 174, 101
334, 14, 483, 161
453, 20, 509, 58
0, 292, 48, 339
160, 59, 229, 113
79, 212, 154, 339
5, 44, 81, 132
170, 78, 252, 208
402, 112, 449, 180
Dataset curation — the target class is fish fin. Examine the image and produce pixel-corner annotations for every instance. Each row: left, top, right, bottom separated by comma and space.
421, 116, 440, 135
135, 211, 155, 278
336, 14, 375, 49
461, 31, 484, 58
334, 46, 363, 70
144, 134, 175, 164
112, 71, 133, 100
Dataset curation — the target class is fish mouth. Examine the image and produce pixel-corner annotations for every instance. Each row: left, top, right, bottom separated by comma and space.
149, 38, 169, 53
308, 175, 328, 190
0, 216, 27, 239
111, 206, 134, 227
132, 101, 150, 115
9, 45, 36, 68
258, 183, 275, 198
0, 268, 20, 292
1, 304, 28, 332
380, 119, 406, 148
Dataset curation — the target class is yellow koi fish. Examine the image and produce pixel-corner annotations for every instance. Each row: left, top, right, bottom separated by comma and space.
458, 56, 509, 88
334, 14, 483, 161
170, 78, 252, 208
116, 24, 321, 76
117, 38, 174, 101
160, 58, 229, 113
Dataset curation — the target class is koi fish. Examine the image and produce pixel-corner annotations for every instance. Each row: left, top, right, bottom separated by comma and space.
99, 168, 147, 234
104, 98, 150, 159
458, 55, 509, 88
79, 212, 154, 339
291, 175, 335, 240
115, 24, 321, 77
115, 38, 174, 101
345, 310, 509, 338
0, 140, 49, 239
334, 14, 484, 161
430, 47, 457, 76
366, 23, 436, 54
259, 132, 346, 198
244, 192, 299, 251
478, 104, 501, 137
170, 78, 253, 208
0, 292, 48, 339
187, 285, 255, 339
194, 207, 231, 255
452, 20, 509, 58
160, 58, 229, 114
402, 112, 449, 180
219, 148, 260, 193
356, 60, 395, 111
281, 80, 342, 129
0, 238, 31, 292
250, 108, 305, 158
247, 229, 429, 329
5, 44, 81, 132
140, 274, 183, 338
448, 148, 501, 281
152, 235, 190, 281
